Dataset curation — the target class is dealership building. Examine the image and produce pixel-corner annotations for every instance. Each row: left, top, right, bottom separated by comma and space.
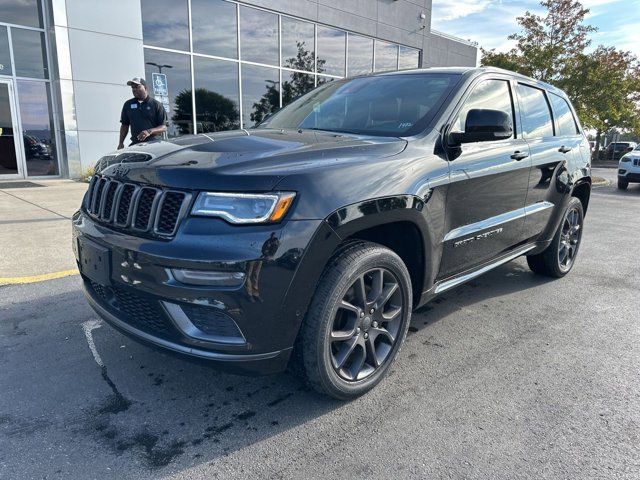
0, 0, 478, 179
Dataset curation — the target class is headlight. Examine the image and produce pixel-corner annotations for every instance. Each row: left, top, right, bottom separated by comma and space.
191, 192, 296, 224
621, 157, 630, 162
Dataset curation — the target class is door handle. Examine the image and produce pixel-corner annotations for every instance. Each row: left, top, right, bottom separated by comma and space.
510, 151, 529, 161
559, 146, 572, 153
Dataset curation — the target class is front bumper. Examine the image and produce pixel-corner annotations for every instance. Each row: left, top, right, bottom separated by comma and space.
618, 159, 640, 182
73, 210, 325, 375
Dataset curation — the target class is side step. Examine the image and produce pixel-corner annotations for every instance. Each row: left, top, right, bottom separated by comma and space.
432, 244, 536, 295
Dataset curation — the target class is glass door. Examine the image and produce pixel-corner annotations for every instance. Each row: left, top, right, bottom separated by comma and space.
0, 79, 24, 178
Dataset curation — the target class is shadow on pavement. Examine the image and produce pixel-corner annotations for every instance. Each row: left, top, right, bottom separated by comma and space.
0, 259, 554, 475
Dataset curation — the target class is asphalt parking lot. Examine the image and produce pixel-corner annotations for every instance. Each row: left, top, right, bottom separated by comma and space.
1, 168, 639, 479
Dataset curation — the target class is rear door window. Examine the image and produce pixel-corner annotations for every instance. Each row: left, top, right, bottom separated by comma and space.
549, 93, 579, 136
516, 84, 554, 138
452, 79, 515, 139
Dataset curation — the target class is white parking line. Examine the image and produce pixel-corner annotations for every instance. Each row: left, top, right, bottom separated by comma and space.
82, 319, 104, 367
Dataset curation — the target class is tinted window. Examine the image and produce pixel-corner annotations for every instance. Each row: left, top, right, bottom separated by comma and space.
240, 6, 278, 66
18, 80, 58, 176
144, 49, 193, 136
241, 64, 279, 128
282, 70, 314, 107
0, 26, 11, 75
453, 79, 514, 138
375, 40, 398, 72
12, 29, 48, 79
317, 26, 345, 76
192, 0, 237, 59
0, 0, 43, 28
516, 84, 554, 138
549, 93, 578, 136
399, 46, 420, 69
260, 73, 458, 137
281, 17, 314, 71
141, 0, 189, 52
347, 34, 373, 76
194, 57, 240, 132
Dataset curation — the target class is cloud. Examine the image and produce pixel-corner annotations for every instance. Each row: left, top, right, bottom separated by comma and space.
432, 0, 494, 21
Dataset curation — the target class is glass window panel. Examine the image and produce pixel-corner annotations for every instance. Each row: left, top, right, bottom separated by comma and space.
241, 64, 279, 128
0, 26, 12, 75
453, 79, 514, 138
262, 74, 458, 137
516, 84, 554, 138
282, 69, 314, 107
240, 6, 278, 66
144, 49, 193, 136
281, 17, 314, 71
399, 46, 420, 70
549, 93, 579, 136
17, 80, 58, 176
141, 0, 189, 52
347, 34, 373, 76
0, 0, 43, 28
0, 83, 19, 174
375, 40, 398, 72
12, 29, 48, 79
194, 56, 240, 132
317, 26, 345, 77
192, 0, 237, 59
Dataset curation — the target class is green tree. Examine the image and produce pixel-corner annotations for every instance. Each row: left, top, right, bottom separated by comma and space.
172, 88, 239, 135
569, 47, 640, 156
250, 41, 325, 125
482, 0, 595, 83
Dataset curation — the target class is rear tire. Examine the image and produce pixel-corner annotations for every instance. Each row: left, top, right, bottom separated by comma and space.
618, 178, 628, 190
299, 241, 412, 400
527, 197, 584, 278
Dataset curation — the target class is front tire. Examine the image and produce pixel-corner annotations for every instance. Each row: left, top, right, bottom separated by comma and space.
527, 197, 584, 278
299, 241, 412, 400
618, 178, 629, 190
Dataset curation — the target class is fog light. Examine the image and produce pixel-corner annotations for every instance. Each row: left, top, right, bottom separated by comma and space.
171, 269, 245, 287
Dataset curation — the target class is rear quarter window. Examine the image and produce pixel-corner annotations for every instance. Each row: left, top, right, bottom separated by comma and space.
516, 84, 554, 138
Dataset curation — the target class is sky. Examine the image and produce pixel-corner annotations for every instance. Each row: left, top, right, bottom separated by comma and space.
431, 0, 640, 58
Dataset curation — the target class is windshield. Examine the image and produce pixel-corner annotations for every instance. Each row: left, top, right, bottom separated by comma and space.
634, 145, 640, 151
257, 73, 460, 137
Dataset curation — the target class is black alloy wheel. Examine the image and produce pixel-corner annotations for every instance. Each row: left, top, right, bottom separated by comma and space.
527, 197, 584, 278
558, 205, 581, 273
299, 241, 412, 400
330, 268, 404, 381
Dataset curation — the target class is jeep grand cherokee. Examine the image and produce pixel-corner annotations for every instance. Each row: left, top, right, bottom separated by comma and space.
73, 67, 591, 399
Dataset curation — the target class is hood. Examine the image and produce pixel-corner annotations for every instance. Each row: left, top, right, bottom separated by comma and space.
99, 129, 407, 191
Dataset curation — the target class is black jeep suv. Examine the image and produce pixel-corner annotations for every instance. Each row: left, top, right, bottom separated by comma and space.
73, 67, 591, 399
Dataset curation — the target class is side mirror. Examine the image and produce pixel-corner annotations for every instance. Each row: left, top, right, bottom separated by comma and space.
448, 109, 513, 145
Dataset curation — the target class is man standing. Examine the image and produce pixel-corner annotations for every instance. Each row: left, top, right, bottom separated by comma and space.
118, 77, 167, 149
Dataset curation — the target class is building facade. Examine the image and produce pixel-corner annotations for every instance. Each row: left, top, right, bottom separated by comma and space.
0, 0, 478, 179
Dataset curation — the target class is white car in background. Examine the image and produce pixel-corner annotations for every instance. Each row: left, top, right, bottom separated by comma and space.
618, 144, 640, 189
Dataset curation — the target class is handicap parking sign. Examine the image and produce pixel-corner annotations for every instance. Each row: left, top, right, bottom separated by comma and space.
152, 73, 168, 97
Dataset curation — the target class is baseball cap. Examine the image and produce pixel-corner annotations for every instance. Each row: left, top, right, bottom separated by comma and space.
127, 77, 147, 87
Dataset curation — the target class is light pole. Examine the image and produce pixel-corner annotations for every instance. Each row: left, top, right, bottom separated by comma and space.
145, 62, 173, 74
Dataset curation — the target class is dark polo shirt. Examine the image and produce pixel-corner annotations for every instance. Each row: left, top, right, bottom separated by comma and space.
120, 96, 167, 145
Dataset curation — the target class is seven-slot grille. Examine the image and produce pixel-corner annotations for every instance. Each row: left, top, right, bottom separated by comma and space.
634, 159, 639, 166
85, 175, 191, 237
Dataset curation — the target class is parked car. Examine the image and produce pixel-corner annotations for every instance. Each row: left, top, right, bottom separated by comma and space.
618, 144, 640, 189
605, 142, 637, 161
73, 67, 591, 399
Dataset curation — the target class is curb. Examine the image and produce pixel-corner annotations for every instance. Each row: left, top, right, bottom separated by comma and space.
591, 176, 609, 187
0, 268, 79, 286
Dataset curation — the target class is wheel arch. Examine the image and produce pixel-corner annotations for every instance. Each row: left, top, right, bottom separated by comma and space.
571, 178, 591, 215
